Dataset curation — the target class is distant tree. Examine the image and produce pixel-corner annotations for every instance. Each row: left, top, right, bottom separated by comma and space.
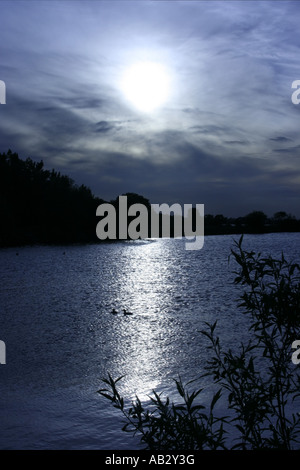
123, 192, 151, 210
245, 211, 267, 233
204, 214, 215, 225
109, 192, 152, 239
272, 211, 298, 232
214, 214, 227, 226
273, 211, 289, 220
204, 214, 231, 235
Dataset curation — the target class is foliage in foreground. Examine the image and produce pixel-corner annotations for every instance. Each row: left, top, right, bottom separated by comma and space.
98, 236, 300, 449
99, 373, 226, 450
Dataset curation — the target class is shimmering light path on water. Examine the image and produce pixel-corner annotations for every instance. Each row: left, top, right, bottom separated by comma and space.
0, 233, 299, 449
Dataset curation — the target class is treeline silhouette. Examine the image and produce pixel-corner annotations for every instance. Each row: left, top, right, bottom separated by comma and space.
204, 210, 300, 235
0, 150, 105, 246
0, 150, 299, 247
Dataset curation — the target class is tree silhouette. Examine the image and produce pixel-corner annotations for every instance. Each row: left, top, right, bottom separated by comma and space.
244, 211, 267, 233
0, 150, 104, 246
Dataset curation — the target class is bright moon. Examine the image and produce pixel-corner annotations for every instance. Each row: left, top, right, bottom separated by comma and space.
121, 61, 170, 113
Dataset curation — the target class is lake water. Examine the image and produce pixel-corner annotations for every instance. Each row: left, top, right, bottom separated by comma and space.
0, 232, 299, 449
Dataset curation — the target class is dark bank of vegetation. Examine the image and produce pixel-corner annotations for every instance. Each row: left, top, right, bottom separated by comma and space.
0, 150, 105, 246
99, 237, 300, 450
0, 149, 300, 247
204, 210, 300, 236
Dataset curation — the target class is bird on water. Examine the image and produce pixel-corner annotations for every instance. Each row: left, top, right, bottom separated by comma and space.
123, 309, 133, 315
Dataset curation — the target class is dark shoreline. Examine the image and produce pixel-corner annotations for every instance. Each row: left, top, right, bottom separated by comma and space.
1, 228, 299, 249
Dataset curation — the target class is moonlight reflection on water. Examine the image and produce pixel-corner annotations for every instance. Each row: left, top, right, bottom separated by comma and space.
0, 233, 299, 449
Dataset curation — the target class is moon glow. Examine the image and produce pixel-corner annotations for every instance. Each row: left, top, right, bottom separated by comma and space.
121, 61, 170, 112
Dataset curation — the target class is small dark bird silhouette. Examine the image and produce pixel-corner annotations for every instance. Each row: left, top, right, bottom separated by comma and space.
123, 309, 133, 316
111, 308, 118, 315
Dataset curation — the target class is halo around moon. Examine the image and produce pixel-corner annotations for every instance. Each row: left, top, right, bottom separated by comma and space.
121, 61, 170, 113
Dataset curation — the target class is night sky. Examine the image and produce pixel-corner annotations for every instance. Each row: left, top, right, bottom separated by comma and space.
1, 0, 300, 217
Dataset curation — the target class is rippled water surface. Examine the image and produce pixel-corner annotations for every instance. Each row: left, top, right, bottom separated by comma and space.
0, 233, 299, 449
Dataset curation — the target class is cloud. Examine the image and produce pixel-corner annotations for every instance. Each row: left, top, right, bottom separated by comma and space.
94, 120, 122, 134
273, 145, 300, 154
270, 136, 292, 142
60, 97, 106, 110
225, 141, 247, 146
